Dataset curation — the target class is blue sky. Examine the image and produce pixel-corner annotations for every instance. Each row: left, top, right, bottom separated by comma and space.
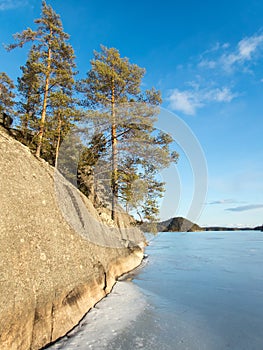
0, 0, 263, 227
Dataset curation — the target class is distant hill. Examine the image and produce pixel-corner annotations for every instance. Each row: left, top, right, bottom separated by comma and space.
158, 217, 202, 232
204, 226, 252, 231
141, 216, 260, 233
141, 217, 202, 232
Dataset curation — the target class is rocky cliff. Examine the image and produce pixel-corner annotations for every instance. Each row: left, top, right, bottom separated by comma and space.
0, 127, 145, 350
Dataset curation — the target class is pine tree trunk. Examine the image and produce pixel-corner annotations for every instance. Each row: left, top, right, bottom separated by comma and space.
21, 112, 29, 143
136, 210, 143, 224
111, 79, 118, 222
36, 33, 52, 158
55, 113, 62, 167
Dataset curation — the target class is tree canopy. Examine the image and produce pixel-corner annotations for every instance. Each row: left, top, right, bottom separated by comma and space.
3, 2, 179, 224
0, 72, 15, 116
78, 46, 178, 222
7, 0, 77, 159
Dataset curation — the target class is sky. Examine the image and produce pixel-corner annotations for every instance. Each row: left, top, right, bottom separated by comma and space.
0, 0, 263, 227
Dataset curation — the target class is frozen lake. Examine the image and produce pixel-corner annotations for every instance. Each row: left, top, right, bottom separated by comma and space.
47, 231, 263, 349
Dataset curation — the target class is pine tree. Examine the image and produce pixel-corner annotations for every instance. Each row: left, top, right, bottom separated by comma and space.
17, 48, 41, 145
0, 72, 16, 118
79, 46, 147, 220
7, 1, 77, 158
79, 46, 178, 222
77, 133, 107, 201
47, 87, 81, 166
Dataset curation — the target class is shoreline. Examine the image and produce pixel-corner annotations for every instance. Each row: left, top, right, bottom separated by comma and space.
45, 264, 147, 349
117, 254, 149, 282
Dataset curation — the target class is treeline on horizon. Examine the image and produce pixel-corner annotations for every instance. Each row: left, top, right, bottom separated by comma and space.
0, 1, 179, 223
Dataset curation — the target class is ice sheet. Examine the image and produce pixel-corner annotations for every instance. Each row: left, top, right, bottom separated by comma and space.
47, 281, 147, 350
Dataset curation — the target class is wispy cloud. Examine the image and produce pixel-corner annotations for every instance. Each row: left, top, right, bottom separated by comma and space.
167, 32, 263, 115
168, 86, 238, 115
208, 199, 238, 205
0, 0, 28, 11
198, 60, 217, 69
167, 89, 202, 115
203, 42, 230, 54
199, 42, 230, 68
198, 33, 263, 73
226, 204, 263, 212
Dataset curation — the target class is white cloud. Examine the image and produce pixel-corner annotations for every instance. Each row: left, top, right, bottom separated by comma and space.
168, 86, 238, 115
198, 33, 263, 73
198, 59, 217, 69
206, 87, 237, 102
222, 43, 230, 49
202, 42, 230, 56
168, 89, 202, 115
238, 35, 263, 59
208, 199, 238, 205
226, 204, 263, 212
0, 0, 28, 10
168, 32, 263, 115
198, 42, 230, 69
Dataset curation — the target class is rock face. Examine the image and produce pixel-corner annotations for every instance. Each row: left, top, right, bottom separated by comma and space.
0, 127, 145, 350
